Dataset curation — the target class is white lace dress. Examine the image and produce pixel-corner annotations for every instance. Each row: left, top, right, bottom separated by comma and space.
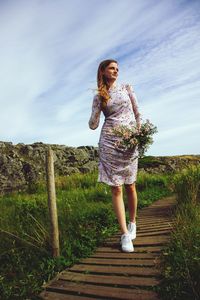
89, 83, 141, 186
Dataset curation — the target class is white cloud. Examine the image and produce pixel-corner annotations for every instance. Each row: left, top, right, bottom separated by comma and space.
0, 0, 199, 155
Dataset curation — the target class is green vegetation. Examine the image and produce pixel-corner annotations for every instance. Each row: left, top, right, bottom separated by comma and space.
138, 155, 165, 168
0, 170, 171, 300
173, 165, 200, 205
159, 165, 200, 300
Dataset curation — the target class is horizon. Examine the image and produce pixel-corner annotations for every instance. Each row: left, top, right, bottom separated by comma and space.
0, 0, 199, 156
0, 139, 199, 158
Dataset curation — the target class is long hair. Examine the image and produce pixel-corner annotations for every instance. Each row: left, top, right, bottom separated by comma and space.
97, 59, 118, 109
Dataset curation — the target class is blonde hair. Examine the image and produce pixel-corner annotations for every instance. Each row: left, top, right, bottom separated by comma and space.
97, 59, 118, 109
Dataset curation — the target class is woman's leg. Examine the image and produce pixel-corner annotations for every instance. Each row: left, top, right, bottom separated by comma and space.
111, 185, 128, 234
124, 183, 138, 223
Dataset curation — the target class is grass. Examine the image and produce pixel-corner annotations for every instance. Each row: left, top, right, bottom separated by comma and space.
172, 165, 200, 204
158, 165, 200, 300
0, 170, 171, 299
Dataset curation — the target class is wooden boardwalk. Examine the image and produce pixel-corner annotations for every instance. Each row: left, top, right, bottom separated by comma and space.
40, 196, 176, 300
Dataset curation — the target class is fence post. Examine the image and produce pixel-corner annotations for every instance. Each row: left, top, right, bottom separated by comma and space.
46, 146, 60, 257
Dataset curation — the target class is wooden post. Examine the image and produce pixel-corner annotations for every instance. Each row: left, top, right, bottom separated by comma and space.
46, 147, 60, 257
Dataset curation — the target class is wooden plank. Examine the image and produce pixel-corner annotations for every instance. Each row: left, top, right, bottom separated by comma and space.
137, 225, 173, 231
138, 216, 171, 219
134, 235, 169, 246
95, 245, 163, 253
137, 223, 172, 228
136, 230, 171, 237
109, 229, 171, 240
139, 211, 173, 215
139, 215, 171, 218
137, 219, 172, 224
136, 226, 173, 232
78, 257, 157, 266
148, 202, 176, 208
59, 271, 160, 287
138, 217, 171, 221
140, 208, 173, 211
136, 227, 172, 233
69, 264, 160, 276
40, 290, 102, 299
138, 214, 171, 217
137, 222, 173, 229
90, 252, 157, 259
140, 202, 175, 208
112, 227, 172, 240
134, 246, 164, 253
103, 236, 169, 247
46, 281, 159, 300
140, 206, 174, 211
138, 210, 172, 213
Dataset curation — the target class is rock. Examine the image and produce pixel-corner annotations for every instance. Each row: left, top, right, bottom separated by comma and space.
0, 141, 99, 194
79, 161, 98, 173
0, 141, 199, 195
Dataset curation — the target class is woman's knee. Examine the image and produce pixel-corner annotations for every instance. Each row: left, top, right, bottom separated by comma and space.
124, 182, 136, 192
111, 185, 122, 195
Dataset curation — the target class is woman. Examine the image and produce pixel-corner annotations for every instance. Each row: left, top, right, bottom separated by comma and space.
88, 59, 141, 252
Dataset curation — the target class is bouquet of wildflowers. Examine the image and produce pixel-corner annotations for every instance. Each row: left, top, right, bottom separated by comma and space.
111, 120, 158, 157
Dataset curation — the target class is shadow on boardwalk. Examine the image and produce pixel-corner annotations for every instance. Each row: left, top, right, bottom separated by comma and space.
40, 196, 176, 300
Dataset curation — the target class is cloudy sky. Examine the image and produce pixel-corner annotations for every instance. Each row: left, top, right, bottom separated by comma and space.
0, 0, 199, 156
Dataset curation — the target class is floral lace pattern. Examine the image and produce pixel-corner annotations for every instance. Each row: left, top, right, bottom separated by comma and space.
89, 83, 141, 186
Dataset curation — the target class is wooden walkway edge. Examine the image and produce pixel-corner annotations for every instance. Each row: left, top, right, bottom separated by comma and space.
40, 195, 176, 300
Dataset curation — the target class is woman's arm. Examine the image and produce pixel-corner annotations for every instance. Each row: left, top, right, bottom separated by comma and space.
88, 94, 101, 130
126, 84, 142, 129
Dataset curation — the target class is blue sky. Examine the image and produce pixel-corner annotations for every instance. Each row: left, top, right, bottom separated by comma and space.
0, 0, 199, 156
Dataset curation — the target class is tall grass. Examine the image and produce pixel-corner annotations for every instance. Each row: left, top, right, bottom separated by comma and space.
173, 165, 200, 204
159, 165, 200, 300
0, 170, 171, 299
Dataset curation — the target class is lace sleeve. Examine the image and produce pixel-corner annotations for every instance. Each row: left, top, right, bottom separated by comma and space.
88, 94, 101, 130
126, 84, 142, 127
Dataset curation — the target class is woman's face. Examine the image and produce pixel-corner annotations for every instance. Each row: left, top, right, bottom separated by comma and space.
103, 62, 119, 81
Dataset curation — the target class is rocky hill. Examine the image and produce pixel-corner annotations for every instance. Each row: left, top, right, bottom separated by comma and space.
0, 141, 199, 194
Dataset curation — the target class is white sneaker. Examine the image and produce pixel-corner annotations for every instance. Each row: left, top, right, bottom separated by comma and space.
120, 233, 134, 252
128, 222, 136, 240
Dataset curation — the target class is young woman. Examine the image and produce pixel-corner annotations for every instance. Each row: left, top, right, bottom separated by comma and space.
88, 59, 141, 252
